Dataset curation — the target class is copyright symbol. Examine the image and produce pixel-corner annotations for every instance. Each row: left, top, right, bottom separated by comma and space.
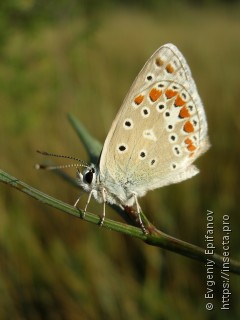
206, 302, 213, 310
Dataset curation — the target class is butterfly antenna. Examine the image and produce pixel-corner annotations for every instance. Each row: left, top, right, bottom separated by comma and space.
35, 150, 89, 171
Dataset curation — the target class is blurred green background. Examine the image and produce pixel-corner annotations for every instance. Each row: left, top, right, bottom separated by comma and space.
0, 0, 240, 319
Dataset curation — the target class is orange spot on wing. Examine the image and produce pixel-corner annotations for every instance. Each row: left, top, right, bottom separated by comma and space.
155, 57, 164, 67
187, 144, 196, 151
183, 121, 194, 133
134, 95, 144, 105
165, 89, 177, 99
179, 106, 190, 118
184, 138, 192, 145
185, 137, 196, 151
149, 88, 162, 102
175, 95, 185, 107
166, 64, 174, 73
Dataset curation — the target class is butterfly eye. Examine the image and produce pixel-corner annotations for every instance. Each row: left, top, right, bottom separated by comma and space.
84, 170, 94, 184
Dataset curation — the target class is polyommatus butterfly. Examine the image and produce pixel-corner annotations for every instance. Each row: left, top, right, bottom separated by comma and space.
37, 43, 210, 232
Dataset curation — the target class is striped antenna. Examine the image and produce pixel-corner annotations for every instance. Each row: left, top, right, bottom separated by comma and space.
35, 150, 89, 170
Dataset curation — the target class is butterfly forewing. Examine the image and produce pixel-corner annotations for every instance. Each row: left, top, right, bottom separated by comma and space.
99, 43, 210, 196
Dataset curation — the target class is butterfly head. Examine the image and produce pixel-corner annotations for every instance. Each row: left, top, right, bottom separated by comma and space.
36, 150, 100, 192
77, 163, 99, 193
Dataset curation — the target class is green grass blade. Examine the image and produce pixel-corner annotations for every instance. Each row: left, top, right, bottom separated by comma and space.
1, 169, 240, 275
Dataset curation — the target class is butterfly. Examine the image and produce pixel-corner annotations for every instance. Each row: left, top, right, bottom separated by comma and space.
37, 43, 210, 232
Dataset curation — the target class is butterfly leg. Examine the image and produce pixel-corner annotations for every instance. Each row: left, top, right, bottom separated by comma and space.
73, 191, 83, 208
99, 188, 106, 227
133, 193, 147, 234
79, 190, 93, 219
74, 191, 87, 219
